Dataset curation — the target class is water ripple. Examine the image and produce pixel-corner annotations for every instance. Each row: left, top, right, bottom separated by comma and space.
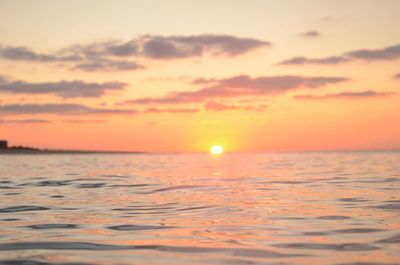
273, 242, 380, 251
36, 180, 72, 187
372, 204, 400, 211
0, 260, 93, 265
0, 206, 50, 213
143, 185, 203, 194
317, 215, 351, 220
107, 224, 170, 231
335, 263, 400, 265
0, 241, 305, 258
27, 224, 79, 229
377, 234, 400, 244
76, 183, 106, 189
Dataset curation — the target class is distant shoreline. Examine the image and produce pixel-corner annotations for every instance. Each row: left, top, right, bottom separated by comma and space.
0, 149, 144, 155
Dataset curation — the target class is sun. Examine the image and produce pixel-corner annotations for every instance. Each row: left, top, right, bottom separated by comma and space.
210, 145, 224, 155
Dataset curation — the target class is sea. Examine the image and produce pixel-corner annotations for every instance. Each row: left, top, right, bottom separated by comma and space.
0, 152, 399, 265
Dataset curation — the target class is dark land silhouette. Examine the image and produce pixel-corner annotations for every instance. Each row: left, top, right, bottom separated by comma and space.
0, 140, 142, 154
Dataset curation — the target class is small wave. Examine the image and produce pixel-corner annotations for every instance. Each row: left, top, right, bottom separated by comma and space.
269, 180, 310, 184
0, 206, 50, 213
371, 204, 400, 211
333, 228, 385, 234
107, 224, 171, 231
177, 205, 214, 211
338, 197, 370, 202
317, 215, 350, 220
0, 259, 93, 265
0, 186, 18, 189
274, 216, 307, 220
50, 195, 64, 198
0, 242, 131, 251
336, 262, 399, 265
107, 184, 151, 188
0, 219, 20, 222
36, 180, 72, 187
376, 234, 400, 244
273, 242, 379, 251
304, 228, 385, 236
303, 231, 330, 236
142, 185, 203, 194
0, 181, 12, 184
355, 178, 400, 183
0, 241, 305, 258
76, 183, 106, 188
27, 224, 79, 229
112, 203, 178, 212
101, 174, 129, 179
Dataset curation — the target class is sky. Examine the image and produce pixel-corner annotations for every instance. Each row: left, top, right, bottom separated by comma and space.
0, 0, 399, 152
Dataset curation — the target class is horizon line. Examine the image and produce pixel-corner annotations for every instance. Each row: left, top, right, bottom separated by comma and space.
0, 146, 399, 155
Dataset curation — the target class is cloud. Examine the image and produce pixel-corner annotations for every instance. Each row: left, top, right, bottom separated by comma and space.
279, 43, 400, 65
294, 90, 394, 100
191, 77, 218, 84
62, 119, 107, 123
345, 44, 400, 61
0, 76, 126, 98
0, 118, 50, 124
0, 43, 141, 72
67, 35, 270, 59
63, 40, 139, 58
0, 103, 136, 116
125, 75, 349, 104
61, 41, 142, 71
204, 101, 267, 112
140, 34, 270, 59
142, 36, 199, 59
1, 34, 270, 72
0, 45, 81, 62
204, 101, 239, 111
107, 42, 138, 56
393, 73, 400, 80
72, 58, 144, 72
279, 56, 351, 65
143, 107, 199, 113
300, 31, 321, 38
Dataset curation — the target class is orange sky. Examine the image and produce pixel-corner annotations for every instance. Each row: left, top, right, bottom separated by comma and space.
0, 0, 399, 152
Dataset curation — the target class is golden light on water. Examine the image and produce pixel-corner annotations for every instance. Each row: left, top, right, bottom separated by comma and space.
210, 145, 224, 155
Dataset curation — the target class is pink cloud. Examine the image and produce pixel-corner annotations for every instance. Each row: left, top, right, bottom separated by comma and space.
125, 75, 349, 105
143, 107, 199, 113
204, 101, 240, 111
294, 90, 394, 100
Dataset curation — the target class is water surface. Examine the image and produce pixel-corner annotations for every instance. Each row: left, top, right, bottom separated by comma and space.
0, 152, 399, 264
